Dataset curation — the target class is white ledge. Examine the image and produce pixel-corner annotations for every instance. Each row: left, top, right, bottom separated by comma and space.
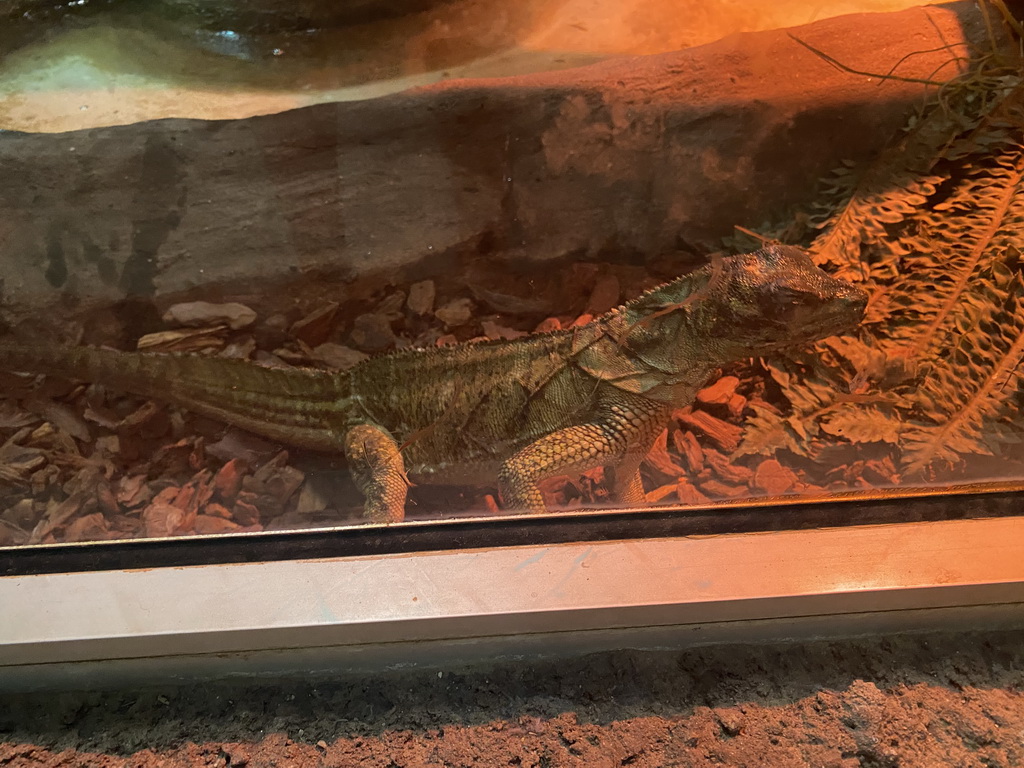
2, 515, 1023, 680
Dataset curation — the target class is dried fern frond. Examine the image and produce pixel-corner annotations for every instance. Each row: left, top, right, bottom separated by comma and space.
901, 263, 1024, 471
748, 43, 1024, 479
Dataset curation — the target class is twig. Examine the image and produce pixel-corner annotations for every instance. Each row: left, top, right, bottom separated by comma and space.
788, 34, 953, 87
733, 226, 773, 245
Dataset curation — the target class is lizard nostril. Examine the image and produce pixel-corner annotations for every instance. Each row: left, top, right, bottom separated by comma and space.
841, 285, 869, 315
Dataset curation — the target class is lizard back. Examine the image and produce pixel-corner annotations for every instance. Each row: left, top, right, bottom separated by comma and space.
347, 329, 607, 484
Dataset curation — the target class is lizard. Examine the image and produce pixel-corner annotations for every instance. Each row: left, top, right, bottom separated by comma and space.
0, 245, 867, 523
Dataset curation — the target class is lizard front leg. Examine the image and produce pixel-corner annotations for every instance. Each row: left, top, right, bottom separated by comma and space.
605, 452, 650, 509
499, 396, 668, 513
344, 423, 409, 523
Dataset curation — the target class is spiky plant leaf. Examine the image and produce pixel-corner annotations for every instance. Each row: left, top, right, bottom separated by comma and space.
748, 65, 1024, 479
735, 405, 806, 457
820, 405, 903, 445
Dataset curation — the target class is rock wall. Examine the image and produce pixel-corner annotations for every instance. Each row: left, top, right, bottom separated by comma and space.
0, 2, 989, 316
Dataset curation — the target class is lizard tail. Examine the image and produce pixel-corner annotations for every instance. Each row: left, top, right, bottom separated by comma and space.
0, 341, 354, 452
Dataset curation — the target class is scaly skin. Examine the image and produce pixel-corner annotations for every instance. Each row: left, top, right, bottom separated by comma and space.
0, 245, 867, 522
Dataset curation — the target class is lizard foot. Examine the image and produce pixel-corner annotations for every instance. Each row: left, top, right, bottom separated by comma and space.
344, 423, 409, 523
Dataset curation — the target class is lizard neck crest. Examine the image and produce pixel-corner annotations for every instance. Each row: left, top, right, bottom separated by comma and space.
618, 244, 867, 356
572, 245, 867, 398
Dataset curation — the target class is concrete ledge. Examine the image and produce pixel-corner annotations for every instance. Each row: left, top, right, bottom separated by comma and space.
2, 515, 1022, 685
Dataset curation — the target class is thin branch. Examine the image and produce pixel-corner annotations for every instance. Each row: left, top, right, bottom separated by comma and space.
788, 34, 952, 87
880, 44, 970, 83
980, 0, 1024, 48
732, 226, 773, 245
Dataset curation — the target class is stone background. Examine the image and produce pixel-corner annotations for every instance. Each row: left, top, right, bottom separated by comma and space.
0, 3, 986, 323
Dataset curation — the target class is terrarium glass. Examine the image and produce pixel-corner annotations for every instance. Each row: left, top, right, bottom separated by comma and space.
0, 0, 1021, 547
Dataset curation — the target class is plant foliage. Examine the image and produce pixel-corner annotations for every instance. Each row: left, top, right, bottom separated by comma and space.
738, 51, 1024, 479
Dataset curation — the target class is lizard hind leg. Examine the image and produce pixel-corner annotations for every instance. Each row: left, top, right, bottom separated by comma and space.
343, 423, 409, 523
499, 423, 625, 514
499, 398, 668, 514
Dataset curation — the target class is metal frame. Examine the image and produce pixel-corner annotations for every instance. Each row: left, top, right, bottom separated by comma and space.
5, 482, 1023, 577
2, 498, 1023, 689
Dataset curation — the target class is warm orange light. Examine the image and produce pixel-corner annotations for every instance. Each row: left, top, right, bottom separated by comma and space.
0, 0, 929, 132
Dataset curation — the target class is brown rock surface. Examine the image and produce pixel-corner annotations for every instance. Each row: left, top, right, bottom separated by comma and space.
0, 3, 990, 324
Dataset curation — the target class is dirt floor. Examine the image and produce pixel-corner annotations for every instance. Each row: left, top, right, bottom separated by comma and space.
2, 628, 1023, 767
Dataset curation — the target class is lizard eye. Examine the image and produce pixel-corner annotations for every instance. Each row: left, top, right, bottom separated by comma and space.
775, 285, 806, 304
759, 285, 822, 326
759, 285, 801, 313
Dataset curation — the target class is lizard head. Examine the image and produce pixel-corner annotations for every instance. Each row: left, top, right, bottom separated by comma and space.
619, 245, 866, 369
708, 244, 867, 352
578, 245, 866, 397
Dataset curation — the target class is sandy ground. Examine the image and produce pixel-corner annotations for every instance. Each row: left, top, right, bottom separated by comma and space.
0, 0, 923, 132
1, 629, 1023, 767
